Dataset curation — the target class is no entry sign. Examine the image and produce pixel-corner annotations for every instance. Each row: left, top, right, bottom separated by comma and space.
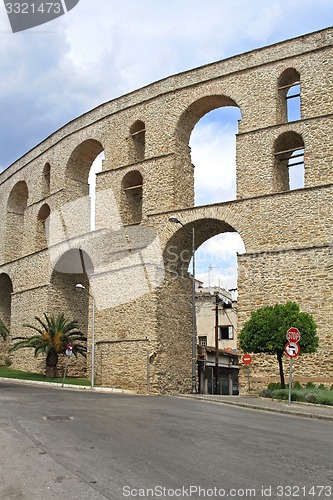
284, 341, 300, 358
242, 354, 252, 365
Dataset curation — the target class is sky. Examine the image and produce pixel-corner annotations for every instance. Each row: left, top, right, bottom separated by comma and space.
0, 0, 332, 290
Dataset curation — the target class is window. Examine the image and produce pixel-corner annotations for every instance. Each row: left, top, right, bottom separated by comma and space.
278, 68, 301, 123
121, 170, 143, 224
198, 336, 207, 347
129, 120, 145, 163
219, 326, 234, 340
274, 131, 304, 191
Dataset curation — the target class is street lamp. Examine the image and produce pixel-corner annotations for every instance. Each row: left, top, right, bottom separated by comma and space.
168, 216, 197, 394
75, 283, 95, 389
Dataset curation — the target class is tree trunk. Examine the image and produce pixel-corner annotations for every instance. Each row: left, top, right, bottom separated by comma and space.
45, 350, 59, 378
276, 349, 285, 388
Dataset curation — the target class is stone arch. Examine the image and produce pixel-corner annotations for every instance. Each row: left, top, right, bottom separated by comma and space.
65, 139, 105, 236
274, 131, 304, 191
277, 68, 301, 123
36, 203, 51, 251
174, 95, 241, 208
129, 120, 145, 163
48, 249, 94, 379
157, 216, 245, 394
5, 181, 29, 261
0, 273, 13, 336
121, 170, 143, 225
42, 162, 51, 197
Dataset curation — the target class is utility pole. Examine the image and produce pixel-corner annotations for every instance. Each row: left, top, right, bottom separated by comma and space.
214, 293, 219, 395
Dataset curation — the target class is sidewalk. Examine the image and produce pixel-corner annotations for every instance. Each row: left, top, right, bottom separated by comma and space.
179, 394, 333, 422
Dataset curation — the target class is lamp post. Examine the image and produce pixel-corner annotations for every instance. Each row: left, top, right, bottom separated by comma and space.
75, 283, 95, 389
168, 216, 197, 394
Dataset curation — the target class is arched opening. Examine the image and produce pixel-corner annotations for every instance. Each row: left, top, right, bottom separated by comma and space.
42, 163, 51, 197
175, 95, 242, 208
121, 170, 143, 225
129, 120, 145, 163
65, 139, 105, 236
277, 68, 301, 123
49, 249, 94, 378
190, 107, 242, 205
0, 273, 13, 339
274, 131, 305, 191
5, 181, 28, 261
160, 217, 245, 395
36, 204, 51, 251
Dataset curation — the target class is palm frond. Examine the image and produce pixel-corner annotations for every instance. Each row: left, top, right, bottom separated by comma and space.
0, 319, 9, 340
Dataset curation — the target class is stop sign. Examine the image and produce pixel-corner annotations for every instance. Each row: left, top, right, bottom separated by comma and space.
242, 354, 252, 365
286, 327, 301, 343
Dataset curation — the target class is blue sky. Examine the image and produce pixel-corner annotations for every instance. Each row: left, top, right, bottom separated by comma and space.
0, 0, 332, 288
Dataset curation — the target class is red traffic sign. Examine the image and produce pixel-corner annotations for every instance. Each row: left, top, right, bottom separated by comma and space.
242, 354, 252, 365
286, 327, 301, 343
284, 341, 300, 358
66, 343, 73, 350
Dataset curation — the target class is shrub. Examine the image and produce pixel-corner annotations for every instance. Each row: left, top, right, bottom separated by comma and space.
260, 389, 273, 398
272, 389, 288, 400
293, 381, 302, 389
305, 382, 316, 389
268, 382, 282, 391
330, 385, 333, 391
304, 393, 317, 403
317, 383, 326, 390
4, 357, 12, 367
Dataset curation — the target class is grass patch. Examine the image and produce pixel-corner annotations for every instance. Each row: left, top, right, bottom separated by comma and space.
0, 365, 90, 386
260, 385, 333, 406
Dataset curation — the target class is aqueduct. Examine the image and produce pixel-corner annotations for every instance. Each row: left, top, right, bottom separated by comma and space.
0, 27, 332, 393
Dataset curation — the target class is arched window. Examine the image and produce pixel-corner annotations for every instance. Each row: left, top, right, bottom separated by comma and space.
129, 120, 145, 163
274, 132, 304, 191
278, 68, 301, 123
121, 170, 143, 224
5, 181, 28, 261
36, 204, 51, 251
42, 163, 51, 196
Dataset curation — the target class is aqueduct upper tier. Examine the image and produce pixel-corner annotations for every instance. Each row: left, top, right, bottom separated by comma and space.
0, 27, 332, 393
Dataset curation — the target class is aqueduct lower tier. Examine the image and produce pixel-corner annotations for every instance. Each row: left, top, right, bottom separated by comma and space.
0, 27, 332, 393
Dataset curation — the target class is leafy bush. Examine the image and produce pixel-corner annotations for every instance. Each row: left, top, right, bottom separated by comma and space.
260, 389, 273, 398
272, 389, 288, 400
317, 383, 326, 390
293, 381, 302, 389
267, 382, 282, 391
306, 381, 316, 389
304, 393, 317, 403
330, 385, 333, 391
4, 357, 12, 367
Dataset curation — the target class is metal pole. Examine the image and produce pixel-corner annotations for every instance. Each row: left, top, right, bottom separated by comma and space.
288, 357, 292, 405
214, 294, 219, 395
191, 227, 197, 394
91, 296, 95, 389
146, 351, 150, 395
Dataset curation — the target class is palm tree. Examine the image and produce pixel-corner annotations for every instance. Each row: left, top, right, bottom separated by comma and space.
9, 313, 87, 378
0, 319, 9, 341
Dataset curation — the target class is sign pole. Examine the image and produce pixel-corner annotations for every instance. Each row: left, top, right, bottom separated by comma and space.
288, 357, 293, 405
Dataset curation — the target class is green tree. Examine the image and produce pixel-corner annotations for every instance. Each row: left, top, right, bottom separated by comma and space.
239, 302, 318, 388
9, 313, 87, 378
0, 319, 9, 341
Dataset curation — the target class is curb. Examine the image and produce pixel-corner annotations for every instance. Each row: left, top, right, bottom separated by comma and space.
178, 395, 333, 422
0, 377, 137, 395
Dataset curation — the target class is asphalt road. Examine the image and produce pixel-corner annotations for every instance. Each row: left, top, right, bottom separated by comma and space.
0, 383, 332, 500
